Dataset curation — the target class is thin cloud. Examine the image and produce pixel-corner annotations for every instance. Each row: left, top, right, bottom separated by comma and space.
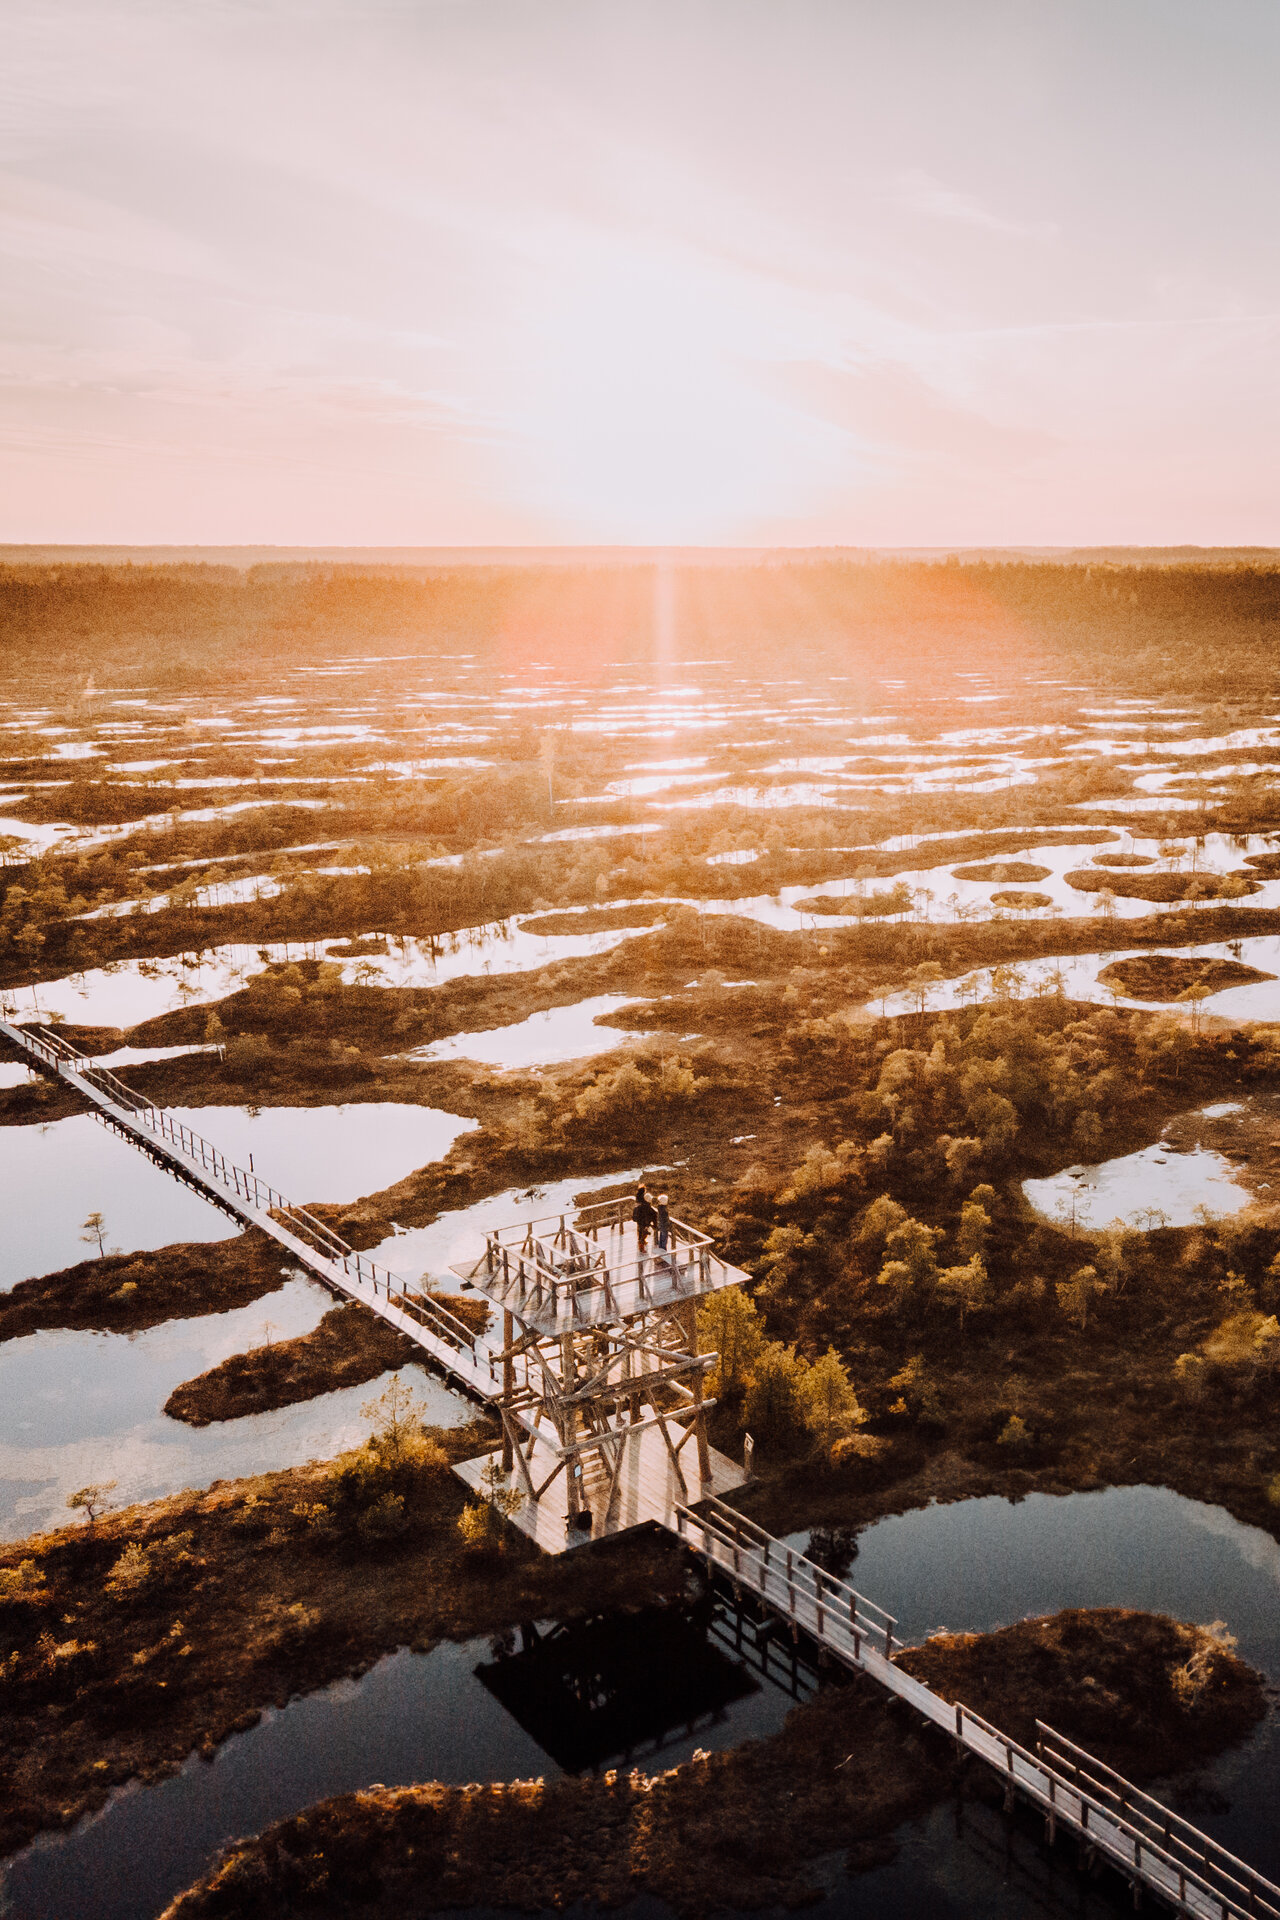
895, 168, 1057, 242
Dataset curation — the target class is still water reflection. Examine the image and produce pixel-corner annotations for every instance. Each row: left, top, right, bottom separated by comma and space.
0, 1101, 476, 1288
6, 1486, 1280, 1920
1, 1596, 798, 1920
0, 1276, 472, 1539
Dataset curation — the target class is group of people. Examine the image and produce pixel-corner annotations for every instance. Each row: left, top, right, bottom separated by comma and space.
630, 1182, 672, 1256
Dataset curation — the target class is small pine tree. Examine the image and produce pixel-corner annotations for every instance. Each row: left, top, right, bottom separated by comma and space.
67, 1481, 117, 1526
80, 1211, 108, 1257
1057, 1264, 1106, 1331
800, 1349, 866, 1455
697, 1288, 765, 1396
937, 1255, 991, 1331
954, 1201, 990, 1264
743, 1343, 810, 1451
360, 1374, 425, 1461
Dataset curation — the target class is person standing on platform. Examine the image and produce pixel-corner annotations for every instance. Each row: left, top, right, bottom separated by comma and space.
656, 1192, 672, 1261
632, 1183, 656, 1253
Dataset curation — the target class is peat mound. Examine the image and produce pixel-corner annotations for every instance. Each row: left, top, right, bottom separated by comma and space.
1091, 852, 1157, 868
1097, 954, 1275, 1000
0, 1233, 288, 1342
794, 886, 912, 918
899, 1607, 1264, 1783
518, 904, 676, 935
164, 1303, 419, 1424
164, 1296, 489, 1425
951, 860, 1052, 883
990, 890, 1053, 910
1065, 868, 1260, 902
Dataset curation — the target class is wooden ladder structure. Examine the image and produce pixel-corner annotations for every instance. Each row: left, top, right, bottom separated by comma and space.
675, 1496, 1280, 1920
0, 1017, 503, 1406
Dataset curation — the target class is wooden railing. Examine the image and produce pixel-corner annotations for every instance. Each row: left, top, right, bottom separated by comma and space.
675, 1495, 898, 1654
477, 1201, 722, 1321
675, 1495, 1280, 1920
1, 1018, 494, 1391
1036, 1723, 1280, 1920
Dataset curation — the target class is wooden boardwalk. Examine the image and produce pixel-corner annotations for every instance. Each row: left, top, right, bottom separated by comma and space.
0, 1017, 503, 1405
677, 1497, 1280, 1920
7, 1013, 1280, 1915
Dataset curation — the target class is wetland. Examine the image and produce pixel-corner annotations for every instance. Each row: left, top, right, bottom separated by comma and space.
5, 555, 1280, 1918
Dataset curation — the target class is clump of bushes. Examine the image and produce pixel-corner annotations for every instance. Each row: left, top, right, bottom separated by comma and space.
103, 1530, 195, 1602
456, 1460, 525, 1554
502, 1050, 708, 1156
307, 1376, 449, 1545
697, 1289, 871, 1465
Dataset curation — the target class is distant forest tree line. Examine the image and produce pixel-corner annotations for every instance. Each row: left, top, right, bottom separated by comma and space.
0, 558, 1277, 685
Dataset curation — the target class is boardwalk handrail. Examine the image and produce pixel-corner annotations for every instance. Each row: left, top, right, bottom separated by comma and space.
4, 1019, 485, 1369
697, 1494, 898, 1628
674, 1495, 1280, 1920
964, 1703, 1280, 1920
674, 1497, 898, 1651
1036, 1721, 1280, 1920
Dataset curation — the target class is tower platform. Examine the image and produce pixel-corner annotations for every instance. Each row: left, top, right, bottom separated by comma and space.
456, 1428, 749, 1555
450, 1192, 750, 1553
449, 1199, 751, 1335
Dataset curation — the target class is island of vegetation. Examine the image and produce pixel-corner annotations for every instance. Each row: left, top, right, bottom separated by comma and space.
160, 1606, 1262, 1919
951, 860, 1052, 883
1098, 953, 1276, 1001
5, 556, 1280, 1907
1066, 867, 1259, 903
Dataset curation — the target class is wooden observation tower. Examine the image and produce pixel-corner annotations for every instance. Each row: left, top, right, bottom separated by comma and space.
451, 1196, 752, 1551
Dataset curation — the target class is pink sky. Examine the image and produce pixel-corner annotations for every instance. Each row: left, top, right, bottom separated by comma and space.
3, 0, 1279, 547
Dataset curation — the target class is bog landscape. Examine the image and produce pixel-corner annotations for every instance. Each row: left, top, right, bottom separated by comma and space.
4, 555, 1280, 1919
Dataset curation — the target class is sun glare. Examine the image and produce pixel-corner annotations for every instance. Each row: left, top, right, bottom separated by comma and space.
513, 240, 845, 542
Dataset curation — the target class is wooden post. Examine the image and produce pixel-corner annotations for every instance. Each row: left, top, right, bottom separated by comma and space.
686, 1297, 713, 1483
561, 1334, 579, 1517
502, 1309, 514, 1472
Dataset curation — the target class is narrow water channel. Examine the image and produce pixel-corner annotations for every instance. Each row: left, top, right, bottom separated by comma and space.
0, 1281, 473, 1538
0, 1592, 806, 1920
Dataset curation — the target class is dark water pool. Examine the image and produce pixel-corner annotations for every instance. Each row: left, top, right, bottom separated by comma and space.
5, 1483, 1279, 1920
0, 1589, 806, 1920
791, 1481, 1280, 1892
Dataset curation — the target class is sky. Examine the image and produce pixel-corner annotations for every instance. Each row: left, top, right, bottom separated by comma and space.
2, 0, 1279, 548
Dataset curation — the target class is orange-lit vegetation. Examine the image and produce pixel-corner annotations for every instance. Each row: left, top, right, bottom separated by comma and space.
4, 554, 1280, 1897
